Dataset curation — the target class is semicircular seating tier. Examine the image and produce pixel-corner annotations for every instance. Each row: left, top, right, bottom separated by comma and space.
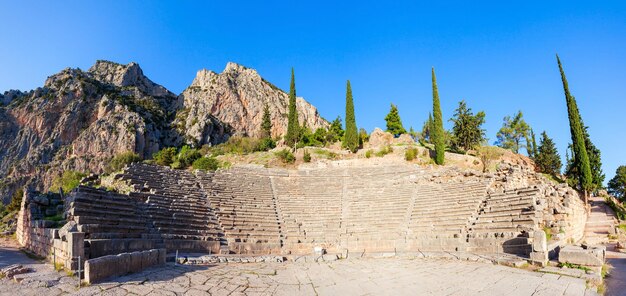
65, 163, 540, 260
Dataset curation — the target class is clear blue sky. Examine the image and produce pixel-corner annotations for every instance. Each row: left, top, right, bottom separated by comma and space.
1, 1, 625, 183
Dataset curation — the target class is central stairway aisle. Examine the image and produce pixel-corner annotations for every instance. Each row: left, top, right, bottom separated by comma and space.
583, 195, 617, 246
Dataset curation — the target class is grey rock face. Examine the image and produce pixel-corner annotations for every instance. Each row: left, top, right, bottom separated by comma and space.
0, 60, 329, 201
177, 62, 328, 145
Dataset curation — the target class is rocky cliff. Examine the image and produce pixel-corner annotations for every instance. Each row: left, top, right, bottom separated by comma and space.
0, 60, 329, 201
176, 62, 328, 145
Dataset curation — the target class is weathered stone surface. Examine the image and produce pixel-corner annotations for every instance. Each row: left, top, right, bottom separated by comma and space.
558, 245, 605, 267
533, 230, 547, 252
176, 63, 328, 144
367, 128, 393, 147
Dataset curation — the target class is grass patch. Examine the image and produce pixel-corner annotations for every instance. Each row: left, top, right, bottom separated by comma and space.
618, 224, 626, 233
275, 149, 295, 164
558, 262, 592, 272
602, 263, 611, 278
606, 197, 626, 221
43, 214, 64, 222
375, 145, 393, 157
312, 148, 338, 160
543, 226, 553, 241
541, 173, 565, 184
19, 249, 45, 261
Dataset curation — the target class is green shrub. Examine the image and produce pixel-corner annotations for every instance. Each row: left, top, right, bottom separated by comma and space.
375, 145, 393, 157
606, 197, 626, 221
192, 157, 219, 171
6, 188, 23, 212
312, 149, 338, 160
177, 145, 201, 167
106, 151, 141, 173
50, 171, 87, 194
276, 149, 295, 164
211, 136, 262, 155
365, 150, 373, 158
303, 150, 311, 163
258, 138, 276, 151
170, 161, 184, 169
153, 147, 177, 166
405, 147, 418, 161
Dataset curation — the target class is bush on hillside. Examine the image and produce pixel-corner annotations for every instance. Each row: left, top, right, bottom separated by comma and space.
276, 149, 295, 164
177, 145, 202, 167
303, 149, 311, 163
375, 145, 393, 157
405, 147, 418, 161
258, 138, 276, 152
365, 149, 373, 158
153, 147, 177, 166
6, 188, 23, 213
50, 171, 87, 194
106, 151, 142, 173
192, 157, 219, 171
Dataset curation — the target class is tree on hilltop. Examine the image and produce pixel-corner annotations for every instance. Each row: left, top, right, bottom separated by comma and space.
384, 103, 406, 136
420, 113, 434, 143
449, 100, 486, 152
261, 104, 272, 138
535, 131, 562, 176
565, 124, 605, 192
285, 68, 299, 148
608, 166, 626, 200
431, 68, 445, 164
327, 116, 344, 144
343, 80, 358, 152
557, 55, 592, 202
495, 110, 529, 154
527, 129, 538, 159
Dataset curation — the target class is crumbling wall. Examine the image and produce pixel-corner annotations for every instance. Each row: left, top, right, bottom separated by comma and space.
16, 189, 85, 270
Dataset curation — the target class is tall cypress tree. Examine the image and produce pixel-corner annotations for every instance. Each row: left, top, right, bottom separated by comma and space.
431, 68, 445, 165
343, 80, 358, 152
261, 104, 272, 138
557, 55, 592, 202
285, 68, 298, 147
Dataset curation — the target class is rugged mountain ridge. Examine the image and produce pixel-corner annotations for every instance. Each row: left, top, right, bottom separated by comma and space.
0, 60, 328, 201
176, 62, 328, 144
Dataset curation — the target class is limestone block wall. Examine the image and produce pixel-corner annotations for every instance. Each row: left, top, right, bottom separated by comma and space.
17, 190, 85, 271
84, 248, 166, 284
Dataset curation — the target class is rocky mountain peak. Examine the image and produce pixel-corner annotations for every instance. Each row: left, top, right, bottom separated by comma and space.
178, 62, 328, 142
88, 60, 143, 87
88, 60, 173, 98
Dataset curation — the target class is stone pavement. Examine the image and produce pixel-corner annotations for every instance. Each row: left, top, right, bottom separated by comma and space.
0, 257, 598, 296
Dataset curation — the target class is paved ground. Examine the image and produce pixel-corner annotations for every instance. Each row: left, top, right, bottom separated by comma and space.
0, 257, 597, 296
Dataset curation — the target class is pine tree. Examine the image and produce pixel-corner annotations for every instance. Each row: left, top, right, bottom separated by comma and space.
495, 111, 529, 154
261, 104, 272, 138
527, 129, 538, 159
449, 100, 486, 152
343, 80, 358, 152
327, 116, 344, 143
608, 166, 626, 200
431, 68, 445, 165
285, 68, 299, 148
421, 113, 434, 143
384, 104, 406, 135
557, 55, 593, 202
535, 131, 562, 176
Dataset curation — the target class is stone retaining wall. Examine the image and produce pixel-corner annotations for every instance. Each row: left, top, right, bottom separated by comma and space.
84, 248, 166, 284
17, 190, 85, 270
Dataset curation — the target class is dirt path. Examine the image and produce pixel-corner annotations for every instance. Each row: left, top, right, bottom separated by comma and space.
0, 237, 39, 268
